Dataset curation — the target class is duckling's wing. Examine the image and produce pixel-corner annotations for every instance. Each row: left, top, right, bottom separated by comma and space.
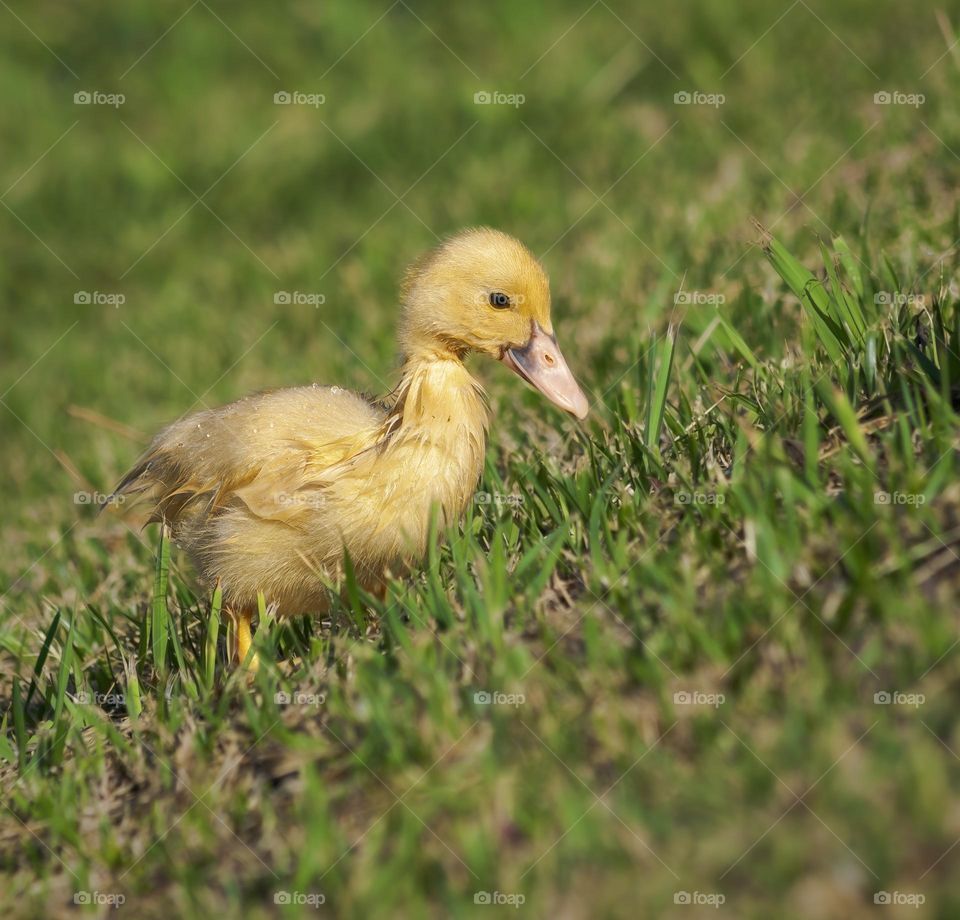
110, 385, 384, 525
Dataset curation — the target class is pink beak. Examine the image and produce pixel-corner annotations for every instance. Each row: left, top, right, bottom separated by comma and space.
499, 321, 589, 420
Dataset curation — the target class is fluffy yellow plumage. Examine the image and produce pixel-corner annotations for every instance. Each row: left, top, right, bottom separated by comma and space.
111, 228, 588, 669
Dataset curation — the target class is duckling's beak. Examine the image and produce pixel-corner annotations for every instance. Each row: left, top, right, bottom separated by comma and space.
499, 321, 589, 420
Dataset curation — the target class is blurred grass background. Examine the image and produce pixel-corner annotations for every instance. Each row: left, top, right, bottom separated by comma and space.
2, 1, 960, 917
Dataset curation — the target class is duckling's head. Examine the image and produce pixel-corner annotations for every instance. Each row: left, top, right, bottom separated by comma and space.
399, 227, 588, 419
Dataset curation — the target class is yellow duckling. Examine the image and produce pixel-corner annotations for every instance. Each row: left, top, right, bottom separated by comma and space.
111, 228, 588, 669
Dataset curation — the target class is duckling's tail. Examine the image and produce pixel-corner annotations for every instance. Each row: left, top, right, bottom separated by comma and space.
102, 455, 216, 526
98, 451, 156, 518
100, 420, 250, 526
100, 435, 204, 523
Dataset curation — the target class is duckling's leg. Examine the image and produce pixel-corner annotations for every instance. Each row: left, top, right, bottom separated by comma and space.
228, 606, 259, 673
369, 576, 388, 603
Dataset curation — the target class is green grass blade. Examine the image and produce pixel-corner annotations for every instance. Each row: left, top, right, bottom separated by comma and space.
833, 236, 864, 298
717, 313, 759, 370
152, 524, 171, 676
205, 583, 222, 690
12, 680, 27, 771
50, 614, 75, 766
645, 323, 677, 452
125, 654, 142, 721
814, 379, 873, 466
756, 222, 846, 362
25, 610, 61, 713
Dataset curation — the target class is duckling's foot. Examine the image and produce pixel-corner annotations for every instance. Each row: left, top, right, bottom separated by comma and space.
228, 607, 259, 674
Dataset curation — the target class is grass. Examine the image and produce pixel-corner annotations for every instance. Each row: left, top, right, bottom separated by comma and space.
2, 1, 960, 916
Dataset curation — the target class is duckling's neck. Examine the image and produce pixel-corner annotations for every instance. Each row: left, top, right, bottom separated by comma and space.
372, 349, 489, 530
391, 350, 489, 436
351, 350, 487, 561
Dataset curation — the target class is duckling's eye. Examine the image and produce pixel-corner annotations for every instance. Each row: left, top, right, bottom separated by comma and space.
489, 291, 511, 309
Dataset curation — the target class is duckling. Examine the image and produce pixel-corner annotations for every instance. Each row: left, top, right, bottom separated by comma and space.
110, 228, 588, 670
